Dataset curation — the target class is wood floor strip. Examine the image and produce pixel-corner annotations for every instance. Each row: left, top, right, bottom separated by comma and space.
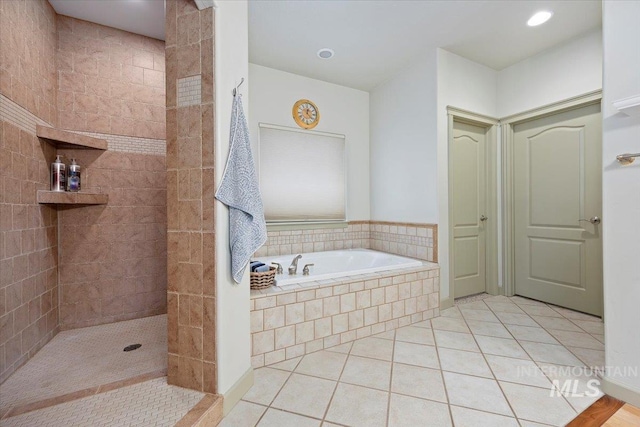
603, 404, 640, 426
566, 395, 625, 427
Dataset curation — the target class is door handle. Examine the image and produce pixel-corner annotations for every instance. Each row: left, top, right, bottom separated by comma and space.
480, 215, 488, 222
579, 216, 601, 225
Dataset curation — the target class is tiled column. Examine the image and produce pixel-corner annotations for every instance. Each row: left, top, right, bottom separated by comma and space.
165, 0, 216, 393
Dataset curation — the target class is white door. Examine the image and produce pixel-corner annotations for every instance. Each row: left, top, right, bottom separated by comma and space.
513, 103, 603, 316
452, 121, 487, 298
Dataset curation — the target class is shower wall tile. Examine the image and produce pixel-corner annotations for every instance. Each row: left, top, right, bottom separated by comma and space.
0, 116, 59, 384
0, 0, 59, 383
0, 0, 58, 126
166, 0, 216, 394
69, 130, 166, 156
177, 76, 202, 107
56, 16, 166, 140
52, 11, 169, 329
56, 150, 167, 330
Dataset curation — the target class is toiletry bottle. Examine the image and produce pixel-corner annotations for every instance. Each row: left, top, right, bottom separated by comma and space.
67, 158, 81, 192
51, 155, 66, 192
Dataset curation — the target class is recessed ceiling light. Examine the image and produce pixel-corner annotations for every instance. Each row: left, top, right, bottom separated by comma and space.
527, 11, 553, 26
317, 48, 334, 59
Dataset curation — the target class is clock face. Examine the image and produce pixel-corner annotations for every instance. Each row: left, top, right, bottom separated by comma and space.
293, 99, 320, 129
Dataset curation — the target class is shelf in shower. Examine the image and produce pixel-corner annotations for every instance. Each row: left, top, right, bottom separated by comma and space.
37, 190, 109, 205
36, 125, 108, 150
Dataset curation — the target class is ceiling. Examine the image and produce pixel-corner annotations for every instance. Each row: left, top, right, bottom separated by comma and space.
48, 0, 165, 41
249, 0, 601, 90
48, 0, 602, 91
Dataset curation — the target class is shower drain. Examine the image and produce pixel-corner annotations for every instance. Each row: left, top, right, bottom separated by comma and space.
123, 344, 142, 352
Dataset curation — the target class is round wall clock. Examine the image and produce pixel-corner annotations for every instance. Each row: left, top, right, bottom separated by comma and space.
292, 99, 320, 129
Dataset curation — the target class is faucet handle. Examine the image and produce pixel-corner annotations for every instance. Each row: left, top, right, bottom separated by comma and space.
302, 264, 315, 275
271, 262, 283, 274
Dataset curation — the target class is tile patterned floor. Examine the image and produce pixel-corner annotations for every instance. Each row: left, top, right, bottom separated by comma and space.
221, 295, 605, 427
1, 377, 204, 427
0, 315, 167, 414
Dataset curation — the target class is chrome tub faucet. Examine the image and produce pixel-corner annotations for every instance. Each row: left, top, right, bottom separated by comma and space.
288, 254, 302, 275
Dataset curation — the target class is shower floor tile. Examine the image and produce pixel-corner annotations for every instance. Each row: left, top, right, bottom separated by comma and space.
221, 296, 606, 427
0, 315, 167, 416
1, 377, 203, 427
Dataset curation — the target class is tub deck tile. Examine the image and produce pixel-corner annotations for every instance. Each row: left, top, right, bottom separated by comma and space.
279, 284, 302, 292
250, 261, 441, 369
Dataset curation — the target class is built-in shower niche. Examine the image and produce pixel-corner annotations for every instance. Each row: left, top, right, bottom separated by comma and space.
36, 125, 109, 206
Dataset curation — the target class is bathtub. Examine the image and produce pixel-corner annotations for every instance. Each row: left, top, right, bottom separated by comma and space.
256, 248, 424, 287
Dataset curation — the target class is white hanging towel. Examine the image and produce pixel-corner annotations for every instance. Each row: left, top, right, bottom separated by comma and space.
215, 95, 267, 283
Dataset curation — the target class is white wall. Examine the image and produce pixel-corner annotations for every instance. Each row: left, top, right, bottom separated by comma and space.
214, 0, 252, 404
369, 33, 603, 305
369, 48, 497, 302
602, 0, 640, 402
434, 34, 602, 303
436, 49, 498, 302
249, 64, 370, 220
369, 52, 438, 222
497, 30, 603, 117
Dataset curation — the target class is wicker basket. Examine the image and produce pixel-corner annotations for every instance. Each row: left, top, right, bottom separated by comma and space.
250, 266, 276, 290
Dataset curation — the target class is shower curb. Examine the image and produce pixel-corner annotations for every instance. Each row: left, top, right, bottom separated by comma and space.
0, 369, 167, 420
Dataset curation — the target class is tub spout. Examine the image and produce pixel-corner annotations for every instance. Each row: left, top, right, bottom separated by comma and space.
288, 254, 302, 275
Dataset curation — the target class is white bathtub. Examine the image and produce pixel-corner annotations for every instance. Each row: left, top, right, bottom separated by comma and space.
256, 249, 423, 287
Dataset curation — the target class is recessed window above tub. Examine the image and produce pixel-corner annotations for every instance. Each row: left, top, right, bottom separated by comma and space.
259, 123, 346, 224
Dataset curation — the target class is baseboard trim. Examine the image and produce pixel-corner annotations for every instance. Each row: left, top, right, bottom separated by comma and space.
601, 377, 640, 408
440, 297, 453, 310
222, 368, 254, 416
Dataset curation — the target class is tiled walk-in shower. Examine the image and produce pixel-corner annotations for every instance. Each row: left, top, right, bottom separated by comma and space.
1, 315, 167, 414
0, 315, 204, 426
221, 295, 605, 427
